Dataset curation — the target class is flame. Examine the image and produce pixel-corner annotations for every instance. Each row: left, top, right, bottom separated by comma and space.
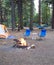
19, 38, 28, 46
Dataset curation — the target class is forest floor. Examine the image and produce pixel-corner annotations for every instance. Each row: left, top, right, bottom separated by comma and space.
0, 28, 54, 65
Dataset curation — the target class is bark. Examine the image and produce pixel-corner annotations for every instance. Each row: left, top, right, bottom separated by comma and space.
17, 0, 23, 30
0, 0, 3, 24
39, 0, 42, 25
29, 0, 33, 31
11, 0, 16, 31
51, 2, 54, 29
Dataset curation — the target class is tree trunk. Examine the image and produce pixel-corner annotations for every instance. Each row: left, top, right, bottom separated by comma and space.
29, 0, 33, 31
39, 0, 42, 25
11, 0, 16, 31
0, 0, 3, 24
17, 0, 23, 30
51, 2, 54, 29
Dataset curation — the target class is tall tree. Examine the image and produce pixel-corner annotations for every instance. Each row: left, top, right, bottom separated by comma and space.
23, 0, 30, 27
29, 0, 34, 31
0, 0, 3, 23
51, 1, 54, 29
44, 0, 54, 29
10, 0, 16, 31
42, 0, 50, 25
39, 0, 42, 25
17, 0, 23, 30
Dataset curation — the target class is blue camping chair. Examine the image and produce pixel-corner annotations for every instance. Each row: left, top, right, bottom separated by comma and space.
24, 29, 31, 38
38, 29, 47, 39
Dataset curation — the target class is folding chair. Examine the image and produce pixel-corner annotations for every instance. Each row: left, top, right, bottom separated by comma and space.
38, 29, 47, 40
24, 29, 31, 39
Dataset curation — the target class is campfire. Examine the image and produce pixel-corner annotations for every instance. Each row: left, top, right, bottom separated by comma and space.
13, 38, 28, 48
13, 38, 35, 49
18, 38, 28, 46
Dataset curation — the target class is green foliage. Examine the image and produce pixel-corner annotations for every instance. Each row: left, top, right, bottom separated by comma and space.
0, 0, 52, 27
41, 0, 51, 25
33, 13, 39, 23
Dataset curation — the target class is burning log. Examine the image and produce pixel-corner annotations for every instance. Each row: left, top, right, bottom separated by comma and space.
13, 38, 28, 48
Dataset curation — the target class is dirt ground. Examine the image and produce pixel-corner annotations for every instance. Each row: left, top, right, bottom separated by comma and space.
0, 28, 54, 65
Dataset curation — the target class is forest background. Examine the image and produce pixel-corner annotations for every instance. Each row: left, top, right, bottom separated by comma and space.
0, 0, 54, 31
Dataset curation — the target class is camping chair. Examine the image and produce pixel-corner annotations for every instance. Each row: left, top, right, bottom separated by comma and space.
38, 29, 47, 40
24, 29, 31, 39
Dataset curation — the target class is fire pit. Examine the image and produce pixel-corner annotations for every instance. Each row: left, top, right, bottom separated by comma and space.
13, 38, 28, 49
13, 38, 36, 49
